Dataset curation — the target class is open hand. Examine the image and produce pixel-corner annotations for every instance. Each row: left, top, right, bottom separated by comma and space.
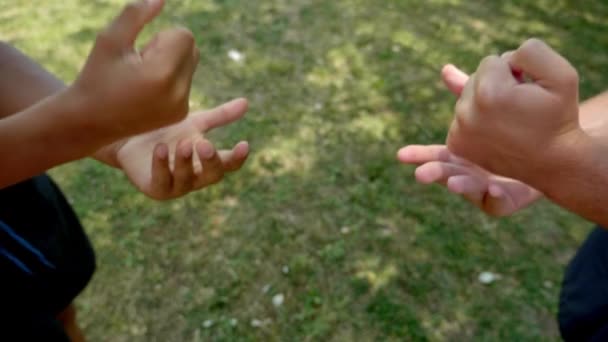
112, 99, 249, 200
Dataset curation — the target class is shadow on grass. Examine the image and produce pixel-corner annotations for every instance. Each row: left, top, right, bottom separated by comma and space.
33, 0, 608, 340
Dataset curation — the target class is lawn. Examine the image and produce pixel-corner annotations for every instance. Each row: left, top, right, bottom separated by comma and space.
2, 0, 607, 340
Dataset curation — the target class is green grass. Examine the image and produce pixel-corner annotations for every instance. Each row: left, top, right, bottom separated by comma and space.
2, 0, 607, 340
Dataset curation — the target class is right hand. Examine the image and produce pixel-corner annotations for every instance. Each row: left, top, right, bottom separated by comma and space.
397, 64, 542, 217
71, 0, 199, 140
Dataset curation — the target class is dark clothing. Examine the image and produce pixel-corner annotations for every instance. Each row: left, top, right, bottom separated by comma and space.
560, 227, 608, 341
0, 174, 96, 340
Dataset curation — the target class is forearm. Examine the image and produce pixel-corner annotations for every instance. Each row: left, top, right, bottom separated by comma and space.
521, 91, 608, 203
527, 131, 608, 227
580, 90, 608, 134
0, 42, 65, 117
0, 42, 118, 166
0, 90, 108, 188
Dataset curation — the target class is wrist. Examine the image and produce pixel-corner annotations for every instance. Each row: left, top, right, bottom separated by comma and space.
524, 128, 594, 199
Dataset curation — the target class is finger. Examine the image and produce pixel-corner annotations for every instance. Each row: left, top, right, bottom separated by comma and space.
103, 0, 165, 49
501, 51, 525, 83
484, 183, 517, 217
397, 145, 452, 165
192, 98, 249, 132
473, 56, 519, 109
173, 31, 200, 92
218, 141, 250, 172
150, 143, 172, 196
414, 161, 471, 185
447, 175, 487, 197
508, 38, 578, 92
172, 139, 195, 195
145, 27, 196, 70
193, 140, 225, 189
447, 175, 486, 208
441, 64, 469, 96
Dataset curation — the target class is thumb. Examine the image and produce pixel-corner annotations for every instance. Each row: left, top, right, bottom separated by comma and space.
102, 0, 165, 50
441, 64, 469, 97
508, 38, 578, 93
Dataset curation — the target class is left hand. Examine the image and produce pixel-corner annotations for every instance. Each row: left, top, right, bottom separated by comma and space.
447, 39, 582, 182
105, 98, 250, 200
398, 65, 542, 217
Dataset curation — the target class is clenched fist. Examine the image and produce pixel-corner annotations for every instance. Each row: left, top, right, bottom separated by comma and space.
446, 39, 583, 183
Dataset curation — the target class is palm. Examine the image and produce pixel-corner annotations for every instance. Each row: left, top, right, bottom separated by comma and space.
116, 116, 200, 194
110, 99, 250, 200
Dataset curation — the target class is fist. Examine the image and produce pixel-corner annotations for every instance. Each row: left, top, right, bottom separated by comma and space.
446, 39, 582, 181
71, 0, 199, 140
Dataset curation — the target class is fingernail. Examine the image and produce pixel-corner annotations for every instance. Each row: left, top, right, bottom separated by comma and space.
181, 143, 193, 159
198, 142, 215, 159
156, 144, 168, 160
488, 185, 503, 198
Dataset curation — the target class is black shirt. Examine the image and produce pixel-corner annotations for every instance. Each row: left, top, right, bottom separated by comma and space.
0, 174, 96, 340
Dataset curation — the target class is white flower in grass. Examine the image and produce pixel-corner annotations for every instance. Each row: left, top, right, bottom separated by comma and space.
250, 319, 263, 328
228, 49, 244, 63
229, 318, 238, 327
272, 293, 285, 307
250, 318, 272, 328
202, 320, 214, 329
282, 265, 290, 274
478, 271, 500, 285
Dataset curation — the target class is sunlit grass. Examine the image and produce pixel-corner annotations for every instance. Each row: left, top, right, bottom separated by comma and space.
2, 0, 607, 340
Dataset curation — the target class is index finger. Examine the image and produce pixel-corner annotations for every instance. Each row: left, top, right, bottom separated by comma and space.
397, 145, 452, 165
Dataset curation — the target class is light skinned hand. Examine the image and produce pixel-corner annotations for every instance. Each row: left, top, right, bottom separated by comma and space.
111, 98, 250, 200
398, 64, 542, 217
446, 39, 582, 183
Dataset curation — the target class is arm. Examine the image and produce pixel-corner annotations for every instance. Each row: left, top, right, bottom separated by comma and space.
0, 42, 65, 118
529, 130, 608, 227
398, 64, 608, 217
445, 39, 608, 227
580, 90, 608, 134
0, 0, 200, 189
0, 89, 106, 187
0, 42, 118, 166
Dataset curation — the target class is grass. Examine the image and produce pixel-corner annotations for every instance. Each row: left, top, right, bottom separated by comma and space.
2, 0, 608, 340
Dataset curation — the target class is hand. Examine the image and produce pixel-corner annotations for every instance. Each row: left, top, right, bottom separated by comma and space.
446, 39, 583, 182
70, 0, 199, 141
109, 98, 250, 200
398, 145, 541, 216
398, 64, 542, 217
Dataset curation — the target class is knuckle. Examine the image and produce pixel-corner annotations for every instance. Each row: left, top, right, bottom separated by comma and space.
520, 38, 545, 53
474, 81, 499, 112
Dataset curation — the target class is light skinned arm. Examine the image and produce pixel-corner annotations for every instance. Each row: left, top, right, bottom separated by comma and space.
398, 64, 608, 217
444, 38, 608, 227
